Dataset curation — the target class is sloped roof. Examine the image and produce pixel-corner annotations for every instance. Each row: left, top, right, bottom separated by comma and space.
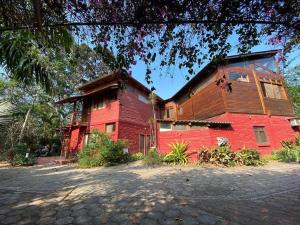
169, 50, 279, 101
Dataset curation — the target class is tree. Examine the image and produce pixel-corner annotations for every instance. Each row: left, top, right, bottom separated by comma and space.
0, 1, 299, 88
286, 65, 300, 116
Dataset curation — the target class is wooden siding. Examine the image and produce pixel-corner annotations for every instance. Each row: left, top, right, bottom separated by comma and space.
222, 67, 264, 114
177, 79, 225, 120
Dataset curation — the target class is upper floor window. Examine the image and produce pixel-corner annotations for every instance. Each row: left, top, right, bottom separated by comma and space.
228, 72, 249, 82
138, 94, 150, 104
260, 82, 286, 99
105, 123, 116, 133
253, 126, 268, 144
92, 97, 104, 110
166, 107, 174, 118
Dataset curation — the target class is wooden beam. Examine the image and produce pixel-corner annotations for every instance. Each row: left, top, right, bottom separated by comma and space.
250, 65, 267, 114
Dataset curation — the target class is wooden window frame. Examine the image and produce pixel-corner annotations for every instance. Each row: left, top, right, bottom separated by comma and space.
105, 122, 116, 133
228, 71, 249, 82
260, 81, 286, 100
253, 126, 269, 145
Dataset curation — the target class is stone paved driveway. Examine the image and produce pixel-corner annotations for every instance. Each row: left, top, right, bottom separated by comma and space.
0, 161, 299, 225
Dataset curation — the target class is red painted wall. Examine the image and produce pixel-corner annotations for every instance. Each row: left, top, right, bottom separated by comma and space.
68, 88, 153, 153
68, 98, 120, 152
157, 113, 299, 159
118, 90, 153, 152
210, 113, 299, 154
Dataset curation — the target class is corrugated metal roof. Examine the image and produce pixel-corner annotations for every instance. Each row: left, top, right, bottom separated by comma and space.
157, 119, 231, 125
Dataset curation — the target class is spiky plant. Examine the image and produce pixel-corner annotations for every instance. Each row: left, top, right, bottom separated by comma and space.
164, 141, 189, 165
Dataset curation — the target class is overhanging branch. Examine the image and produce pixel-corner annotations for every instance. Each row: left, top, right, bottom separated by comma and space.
0, 19, 296, 32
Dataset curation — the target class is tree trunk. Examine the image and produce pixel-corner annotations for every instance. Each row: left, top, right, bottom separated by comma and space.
152, 103, 157, 148
18, 107, 32, 143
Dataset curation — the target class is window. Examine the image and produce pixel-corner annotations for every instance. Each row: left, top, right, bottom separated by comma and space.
260, 82, 285, 99
160, 122, 171, 131
92, 97, 104, 109
228, 72, 249, 82
190, 124, 205, 129
179, 107, 184, 115
173, 124, 186, 130
138, 94, 150, 104
105, 123, 116, 133
253, 126, 268, 144
106, 92, 117, 101
166, 107, 174, 118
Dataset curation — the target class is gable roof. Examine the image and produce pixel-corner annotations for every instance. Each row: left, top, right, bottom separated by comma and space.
169, 50, 279, 101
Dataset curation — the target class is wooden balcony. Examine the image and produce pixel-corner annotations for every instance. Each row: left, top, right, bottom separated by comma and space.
65, 111, 88, 127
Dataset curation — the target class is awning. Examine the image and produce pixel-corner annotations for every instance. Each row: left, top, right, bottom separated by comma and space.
157, 119, 231, 127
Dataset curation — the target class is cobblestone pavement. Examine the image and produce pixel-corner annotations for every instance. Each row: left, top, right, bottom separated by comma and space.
0, 161, 299, 225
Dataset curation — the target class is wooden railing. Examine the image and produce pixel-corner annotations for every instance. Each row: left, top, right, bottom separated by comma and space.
65, 111, 86, 126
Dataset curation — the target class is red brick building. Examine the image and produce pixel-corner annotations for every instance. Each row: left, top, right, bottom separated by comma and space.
58, 51, 300, 158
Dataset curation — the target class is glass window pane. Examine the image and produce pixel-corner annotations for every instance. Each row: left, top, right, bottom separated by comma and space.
253, 126, 268, 144
173, 124, 186, 130
160, 122, 171, 129
105, 123, 116, 133
264, 83, 274, 98
228, 72, 248, 82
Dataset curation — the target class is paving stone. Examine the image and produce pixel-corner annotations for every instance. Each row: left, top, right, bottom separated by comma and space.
39, 216, 56, 225
2, 215, 22, 224
55, 216, 74, 225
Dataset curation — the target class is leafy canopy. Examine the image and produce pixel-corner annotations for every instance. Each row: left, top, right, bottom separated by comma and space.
0, 1, 299, 89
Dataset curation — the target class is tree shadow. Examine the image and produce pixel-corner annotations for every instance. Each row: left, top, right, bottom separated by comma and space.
0, 162, 299, 225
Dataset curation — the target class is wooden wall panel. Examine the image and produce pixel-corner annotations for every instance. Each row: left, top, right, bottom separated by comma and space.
178, 82, 225, 120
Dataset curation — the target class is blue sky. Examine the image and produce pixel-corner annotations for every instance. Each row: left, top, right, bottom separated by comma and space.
131, 44, 300, 99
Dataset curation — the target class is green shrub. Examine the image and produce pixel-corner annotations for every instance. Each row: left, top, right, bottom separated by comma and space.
144, 148, 162, 166
78, 130, 128, 168
199, 145, 263, 166
11, 144, 36, 166
164, 141, 189, 165
272, 137, 300, 163
210, 145, 236, 166
236, 148, 262, 166
128, 152, 144, 161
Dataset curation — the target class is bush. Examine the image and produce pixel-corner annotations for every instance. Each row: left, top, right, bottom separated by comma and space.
128, 152, 144, 161
78, 130, 128, 168
199, 145, 263, 166
272, 137, 300, 163
236, 148, 262, 166
144, 148, 162, 166
164, 141, 189, 165
11, 144, 36, 166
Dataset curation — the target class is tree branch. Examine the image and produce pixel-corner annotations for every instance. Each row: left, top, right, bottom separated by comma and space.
0, 18, 296, 32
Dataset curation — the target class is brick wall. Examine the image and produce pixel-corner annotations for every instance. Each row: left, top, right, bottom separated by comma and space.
157, 113, 300, 159
118, 90, 153, 152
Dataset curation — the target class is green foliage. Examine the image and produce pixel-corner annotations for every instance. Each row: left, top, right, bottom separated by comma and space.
273, 137, 300, 162
236, 148, 262, 166
144, 148, 162, 166
199, 145, 263, 166
164, 141, 189, 165
128, 152, 144, 161
10, 143, 36, 166
78, 130, 128, 168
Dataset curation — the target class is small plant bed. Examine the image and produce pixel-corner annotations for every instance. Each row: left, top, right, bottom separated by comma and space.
199, 145, 264, 167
